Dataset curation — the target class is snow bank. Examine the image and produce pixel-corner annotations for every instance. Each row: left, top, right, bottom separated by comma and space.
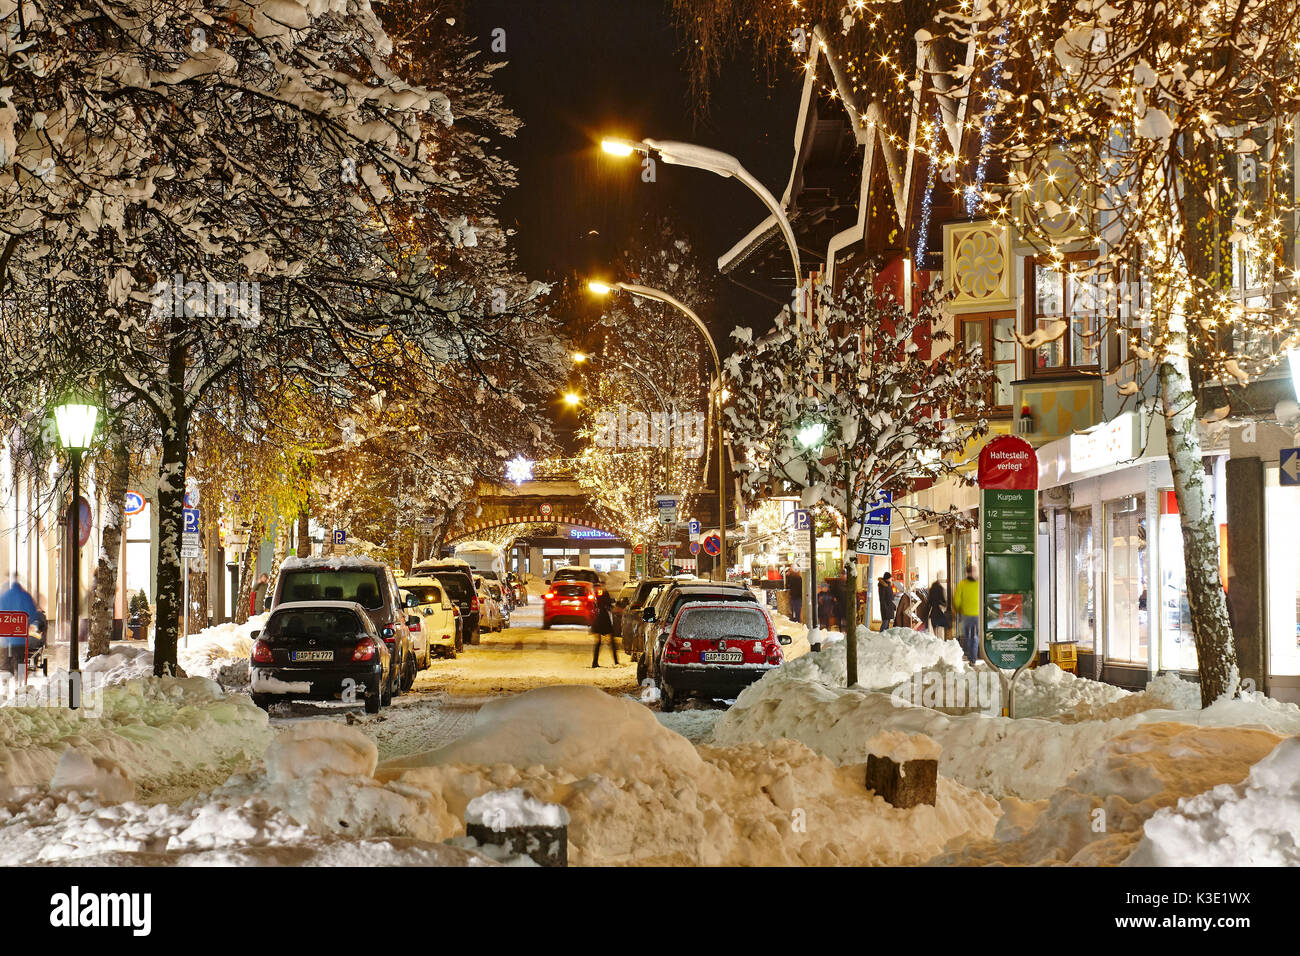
1126, 735, 1300, 866
711, 629, 1300, 801
75, 615, 265, 694
0, 675, 272, 797
466, 788, 570, 830
264, 722, 378, 782
379, 686, 1000, 865
936, 723, 1286, 865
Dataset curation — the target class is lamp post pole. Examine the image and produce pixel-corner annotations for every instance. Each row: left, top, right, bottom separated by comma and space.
593, 282, 729, 581
67, 448, 82, 710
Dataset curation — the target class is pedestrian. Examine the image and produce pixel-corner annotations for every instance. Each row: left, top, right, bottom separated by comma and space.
591, 587, 619, 667
877, 572, 897, 631
786, 566, 804, 623
953, 563, 981, 664
251, 572, 269, 616
928, 570, 951, 639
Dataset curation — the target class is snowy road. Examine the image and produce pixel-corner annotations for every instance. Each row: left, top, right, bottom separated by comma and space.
272, 600, 641, 761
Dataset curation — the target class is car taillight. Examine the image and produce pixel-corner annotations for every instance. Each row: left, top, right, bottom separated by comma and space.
470, 596, 479, 611
586, 593, 595, 602
544, 592, 554, 600
252, 639, 274, 664
352, 638, 378, 662
763, 628, 783, 665
664, 635, 682, 663
408, 618, 421, 631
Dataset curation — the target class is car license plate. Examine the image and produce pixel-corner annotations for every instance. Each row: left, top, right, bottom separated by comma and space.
289, 650, 333, 662
702, 651, 743, 663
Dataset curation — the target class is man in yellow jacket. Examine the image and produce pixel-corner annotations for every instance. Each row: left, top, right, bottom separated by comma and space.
952, 564, 981, 664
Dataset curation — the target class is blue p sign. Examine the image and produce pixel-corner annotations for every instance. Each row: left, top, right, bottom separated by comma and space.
793, 509, 811, 531
183, 508, 200, 533
333, 529, 346, 544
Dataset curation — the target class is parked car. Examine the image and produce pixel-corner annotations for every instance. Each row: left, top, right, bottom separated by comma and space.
411, 559, 482, 645
506, 572, 528, 605
488, 577, 514, 614
400, 579, 462, 662
273, 556, 418, 693
656, 601, 791, 712
549, 566, 605, 595
639, 580, 759, 684
620, 578, 672, 659
250, 601, 393, 714
475, 576, 508, 632
542, 580, 597, 629
611, 584, 638, 640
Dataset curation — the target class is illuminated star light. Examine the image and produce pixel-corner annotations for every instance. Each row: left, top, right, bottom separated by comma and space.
505, 455, 534, 485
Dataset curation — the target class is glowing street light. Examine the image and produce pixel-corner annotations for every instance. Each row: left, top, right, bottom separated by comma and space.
586, 280, 612, 296
505, 455, 535, 485
598, 135, 801, 284
571, 351, 588, 364
563, 391, 582, 407
797, 421, 828, 450
54, 397, 99, 710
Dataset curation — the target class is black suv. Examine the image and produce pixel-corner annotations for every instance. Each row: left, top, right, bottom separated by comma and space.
272, 556, 419, 692
412, 560, 482, 645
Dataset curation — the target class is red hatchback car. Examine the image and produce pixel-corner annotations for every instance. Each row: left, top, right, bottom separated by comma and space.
658, 601, 788, 711
542, 581, 597, 629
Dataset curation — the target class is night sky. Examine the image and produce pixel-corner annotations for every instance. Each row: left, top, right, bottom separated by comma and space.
463, 0, 801, 344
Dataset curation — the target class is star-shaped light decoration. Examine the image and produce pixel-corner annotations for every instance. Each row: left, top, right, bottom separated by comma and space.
505, 455, 534, 485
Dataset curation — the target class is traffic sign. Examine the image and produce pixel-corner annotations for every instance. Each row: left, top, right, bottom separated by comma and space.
688, 518, 700, 536
124, 491, 145, 515
689, 541, 701, 555
863, 490, 892, 524
184, 487, 200, 508
634, 544, 644, 555
702, 534, 722, 556
1282, 447, 1300, 486
792, 509, 812, 531
540, 503, 553, 516
655, 494, 679, 525
0, 611, 28, 638
856, 490, 892, 555
333, 529, 347, 544
183, 507, 200, 534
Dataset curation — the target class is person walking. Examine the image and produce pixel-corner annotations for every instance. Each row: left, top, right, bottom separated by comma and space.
953, 564, 981, 664
590, 587, 619, 667
877, 572, 897, 631
785, 567, 803, 623
817, 581, 837, 631
0, 580, 41, 674
251, 572, 270, 616
928, 570, 951, 639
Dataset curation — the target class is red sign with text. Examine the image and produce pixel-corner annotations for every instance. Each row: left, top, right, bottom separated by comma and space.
977, 435, 1039, 491
0, 611, 28, 637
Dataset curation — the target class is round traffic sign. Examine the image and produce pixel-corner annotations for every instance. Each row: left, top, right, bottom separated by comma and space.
702, 534, 721, 556
124, 491, 145, 515
540, 503, 553, 516
689, 541, 701, 555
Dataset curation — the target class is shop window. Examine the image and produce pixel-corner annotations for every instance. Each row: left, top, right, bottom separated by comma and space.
1025, 253, 1101, 375
1105, 496, 1148, 665
1266, 466, 1300, 679
1070, 507, 1096, 650
960, 313, 1016, 413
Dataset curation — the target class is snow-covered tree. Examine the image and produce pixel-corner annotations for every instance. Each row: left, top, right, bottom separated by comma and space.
0, 0, 562, 674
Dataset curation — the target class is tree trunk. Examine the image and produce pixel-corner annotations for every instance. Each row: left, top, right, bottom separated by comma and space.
234, 511, 264, 625
87, 429, 129, 658
266, 519, 288, 604
296, 506, 310, 557
1159, 316, 1239, 706
152, 423, 190, 677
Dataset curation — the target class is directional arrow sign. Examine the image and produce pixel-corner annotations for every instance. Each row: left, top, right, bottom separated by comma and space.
1282, 447, 1300, 487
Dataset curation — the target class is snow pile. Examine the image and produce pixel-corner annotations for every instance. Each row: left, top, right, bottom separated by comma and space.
466, 788, 570, 830
779, 625, 968, 691
264, 721, 378, 782
380, 686, 1000, 865
75, 615, 265, 694
866, 730, 941, 763
936, 723, 1286, 865
0, 675, 272, 797
1126, 735, 1300, 866
711, 627, 1300, 800
1010, 663, 1130, 719
49, 750, 135, 804
81, 645, 155, 685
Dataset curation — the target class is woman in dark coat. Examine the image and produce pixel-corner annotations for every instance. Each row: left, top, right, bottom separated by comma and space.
591, 588, 619, 667
928, 571, 951, 639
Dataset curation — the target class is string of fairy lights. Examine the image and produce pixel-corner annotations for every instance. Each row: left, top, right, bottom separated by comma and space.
777, 0, 1300, 382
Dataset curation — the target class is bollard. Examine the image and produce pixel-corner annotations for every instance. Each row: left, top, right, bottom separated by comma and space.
864, 731, 940, 809
464, 788, 569, 867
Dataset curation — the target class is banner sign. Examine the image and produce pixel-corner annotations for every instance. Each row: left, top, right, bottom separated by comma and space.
978, 436, 1039, 671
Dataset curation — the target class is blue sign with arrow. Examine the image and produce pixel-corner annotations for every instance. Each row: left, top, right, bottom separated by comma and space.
864, 491, 893, 525
182, 507, 200, 533
1282, 447, 1300, 487
792, 509, 812, 531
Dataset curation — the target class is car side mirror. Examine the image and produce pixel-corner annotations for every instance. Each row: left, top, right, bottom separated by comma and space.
405, 594, 419, 608
778, 635, 792, 646
382, 626, 395, 639
250, 629, 261, 640
642, 607, 655, 622
406, 616, 419, 628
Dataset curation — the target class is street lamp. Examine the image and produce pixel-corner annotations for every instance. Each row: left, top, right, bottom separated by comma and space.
588, 279, 731, 581
600, 136, 802, 285
797, 421, 828, 450
563, 391, 582, 407
54, 398, 99, 710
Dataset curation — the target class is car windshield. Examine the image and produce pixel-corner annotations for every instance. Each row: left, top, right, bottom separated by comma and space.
280, 570, 385, 609
433, 574, 472, 603
406, 585, 443, 605
676, 606, 769, 641
670, 591, 754, 620
555, 569, 598, 583
266, 607, 364, 640
554, 584, 588, 597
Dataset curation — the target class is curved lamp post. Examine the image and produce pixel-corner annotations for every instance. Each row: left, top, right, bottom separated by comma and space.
54, 399, 99, 710
601, 137, 802, 285
588, 280, 730, 581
